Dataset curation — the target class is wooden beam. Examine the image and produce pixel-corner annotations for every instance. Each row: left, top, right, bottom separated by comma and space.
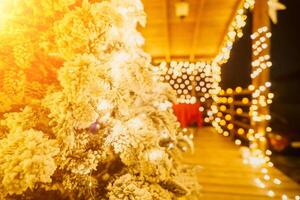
152, 54, 215, 64
189, 0, 205, 62
214, 0, 244, 57
251, 0, 270, 151
252, 0, 270, 86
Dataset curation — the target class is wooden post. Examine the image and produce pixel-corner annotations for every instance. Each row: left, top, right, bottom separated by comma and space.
251, 0, 270, 151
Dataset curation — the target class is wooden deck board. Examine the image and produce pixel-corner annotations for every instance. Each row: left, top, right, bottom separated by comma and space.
183, 127, 300, 199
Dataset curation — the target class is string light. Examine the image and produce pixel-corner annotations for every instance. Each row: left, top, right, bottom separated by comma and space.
155, 61, 214, 103
267, 190, 275, 197
210, 0, 256, 135
154, 61, 220, 121
209, 2, 299, 199
235, 139, 242, 145
210, 76, 298, 198
251, 27, 272, 79
154, 0, 298, 198
213, 0, 255, 65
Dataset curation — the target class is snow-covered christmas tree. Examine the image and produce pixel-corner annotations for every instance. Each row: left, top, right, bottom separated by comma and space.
0, 0, 199, 199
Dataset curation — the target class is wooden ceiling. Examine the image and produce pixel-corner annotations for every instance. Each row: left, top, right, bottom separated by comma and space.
140, 0, 243, 63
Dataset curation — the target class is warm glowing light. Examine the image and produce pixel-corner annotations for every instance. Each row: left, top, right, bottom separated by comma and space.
220, 120, 226, 126
226, 88, 233, 94
236, 108, 243, 114
242, 97, 249, 104
228, 97, 234, 103
273, 178, 282, 185
225, 114, 232, 121
235, 139, 242, 145
263, 174, 270, 181
268, 162, 274, 167
220, 105, 227, 112
237, 128, 245, 135
227, 123, 234, 130
223, 131, 230, 137
267, 190, 275, 197
236, 86, 242, 93
265, 149, 272, 156
254, 178, 266, 188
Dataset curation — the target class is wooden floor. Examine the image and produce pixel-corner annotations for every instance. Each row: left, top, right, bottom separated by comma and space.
183, 127, 300, 200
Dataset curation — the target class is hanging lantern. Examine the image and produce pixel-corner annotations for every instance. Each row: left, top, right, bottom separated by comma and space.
175, 0, 189, 19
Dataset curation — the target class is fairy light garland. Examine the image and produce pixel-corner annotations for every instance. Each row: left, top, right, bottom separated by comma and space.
246, 25, 295, 199
153, 0, 299, 198
248, 26, 274, 163
208, 0, 255, 124
154, 0, 254, 107
251, 26, 273, 79
250, 82, 274, 123
154, 61, 216, 105
212, 23, 300, 200
212, 84, 298, 198
214, 0, 255, 65
208, 0, 299, 198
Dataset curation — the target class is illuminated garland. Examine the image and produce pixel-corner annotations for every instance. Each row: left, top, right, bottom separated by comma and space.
154, 0, 255, 105
154, 61, 215, 105
154, 0, 299, 197
251, 27, 272, 79
214, 0, 255, 65
212, 23, 299, 199
209, 0, 255, 124
213, 84, 299, 199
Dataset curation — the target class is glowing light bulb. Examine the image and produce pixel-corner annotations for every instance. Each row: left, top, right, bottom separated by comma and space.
225, 114, 232, 121
265, 82, 272, 87
238, 128, 245, 135
255, 178, 266, 188
235, 139, 242, 145
268, 162, 274, 167
273, 178, 281, 185
226, 88, 233, 94
266, 32, 272, 38
265, 149, 272, 156
266, 127, 272, 132
242, 98, 249, 104
236, 108, 243, 114
267, 190, 275, 197
263, 174, 270, 181
248, 85, 255, 91
223, 131, 229, 137
227, 123, 234, 130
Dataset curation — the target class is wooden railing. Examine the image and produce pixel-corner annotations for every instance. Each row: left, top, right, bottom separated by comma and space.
213, 87, 253, 143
